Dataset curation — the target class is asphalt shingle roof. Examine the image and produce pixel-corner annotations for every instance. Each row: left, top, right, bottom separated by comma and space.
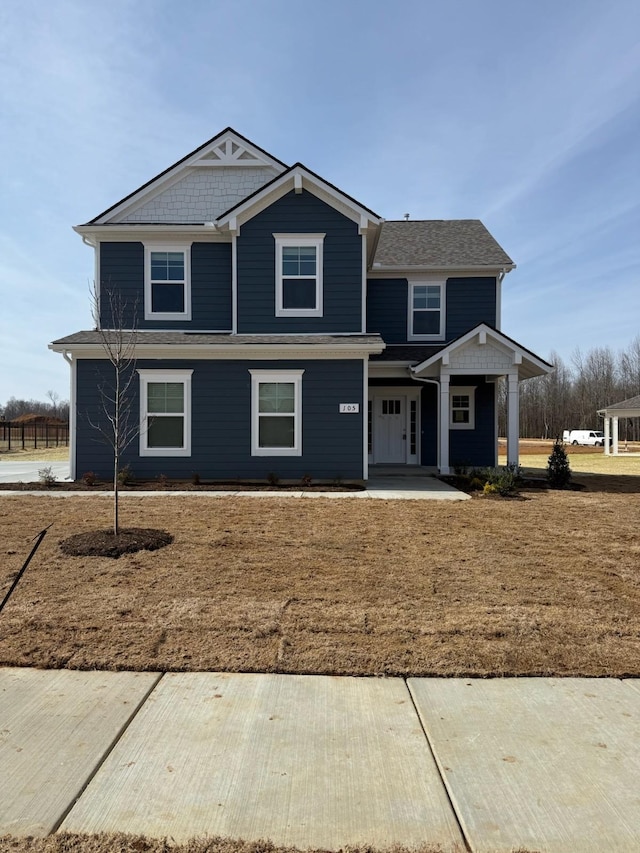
51, 331, 384, 348
601, 394, 640, 411
372, 220, 514, 268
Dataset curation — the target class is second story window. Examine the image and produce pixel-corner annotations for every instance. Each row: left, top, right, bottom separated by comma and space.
274, 234, 325, 317
409, 281, 445, 340
144, 244, 192, 321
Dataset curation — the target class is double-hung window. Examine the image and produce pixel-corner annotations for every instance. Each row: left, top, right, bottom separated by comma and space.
409, 281, 445, 340
250, 370, 303, 456
138, 369, 193, 456
144, 244, 192, 320
450, 386, 475, 430
274, 234, 324, 317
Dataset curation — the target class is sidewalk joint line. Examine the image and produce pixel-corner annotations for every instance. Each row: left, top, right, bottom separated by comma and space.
404, 678, 473, 853
49, 671, 165, 835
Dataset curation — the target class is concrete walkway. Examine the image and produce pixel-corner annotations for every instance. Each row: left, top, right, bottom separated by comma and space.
1, 668, 639, 851
0, 474, 469, 500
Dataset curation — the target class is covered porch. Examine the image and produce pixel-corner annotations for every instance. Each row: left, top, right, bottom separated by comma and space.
598, 395, 640, 456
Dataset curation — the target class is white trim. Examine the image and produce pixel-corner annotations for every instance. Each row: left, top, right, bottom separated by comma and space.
507, 374, 519, 466
408, 280, 446, 341
369, 264, 516, 275
216, 165, 381, 232
70, 355, 77, 480
250, 369, 303, 457
439, 375, 450, 474
274, 234, 325, 318
450, 386, 476, 430
143, 243, 192, 321
137, 369, 193, 457
52, 343, 383, 360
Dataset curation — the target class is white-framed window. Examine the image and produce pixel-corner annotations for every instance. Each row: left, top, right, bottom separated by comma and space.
450, 386, 476, 430
144, 244, 192, 320
138, 369, 193, 456
274, 234, 324, 317
250, 369, 304, 456
408, 280, 445, 340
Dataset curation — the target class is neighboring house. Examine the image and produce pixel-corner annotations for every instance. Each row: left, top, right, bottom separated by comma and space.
50, 128, 552, 481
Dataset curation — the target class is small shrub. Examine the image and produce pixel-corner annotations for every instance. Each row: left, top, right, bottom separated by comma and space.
547, 439, 572, 489
38, 466, 56, 487
267, 472, 279, 486
483, 482, 499, 495
301, 473, 313, 487
191, 471, 201, 485
82, 471, 97, 486
117, 464, 134, 486
469, 476, 485, 491
482, 464, 522, 497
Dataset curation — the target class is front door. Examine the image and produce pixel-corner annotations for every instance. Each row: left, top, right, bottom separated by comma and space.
374, 397, 406, 463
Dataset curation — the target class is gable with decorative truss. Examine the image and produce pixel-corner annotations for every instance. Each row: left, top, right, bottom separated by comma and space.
92, 128, 287, 226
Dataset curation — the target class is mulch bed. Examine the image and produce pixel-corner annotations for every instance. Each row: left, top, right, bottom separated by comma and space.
59, 528, 173, 558
0, 480, 363, 492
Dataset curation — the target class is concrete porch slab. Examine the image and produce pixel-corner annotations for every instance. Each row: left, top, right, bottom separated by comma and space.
61, 672, 464, 850
408, 677, 640, 853
0, 667, 160, 837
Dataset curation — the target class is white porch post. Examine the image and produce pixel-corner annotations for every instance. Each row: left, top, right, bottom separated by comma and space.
613, 416, 619, 455
604, 415, 610, 455
439, 375, 450, 474
507, 373, 520, 467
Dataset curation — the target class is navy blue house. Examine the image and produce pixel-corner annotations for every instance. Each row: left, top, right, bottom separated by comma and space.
51, 128, 551, 482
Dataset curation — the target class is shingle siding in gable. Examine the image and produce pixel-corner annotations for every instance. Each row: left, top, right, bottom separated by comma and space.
99, 242, 232, 330
237, 190, 362, 333
75, 357, 364, 480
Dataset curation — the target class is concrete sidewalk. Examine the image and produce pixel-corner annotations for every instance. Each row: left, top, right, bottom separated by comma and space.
1, 669, 639, 851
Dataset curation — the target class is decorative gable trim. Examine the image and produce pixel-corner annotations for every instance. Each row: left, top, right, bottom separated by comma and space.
88, 128, 287, 225
215, 164, 382, 234
410, 323, 553, 380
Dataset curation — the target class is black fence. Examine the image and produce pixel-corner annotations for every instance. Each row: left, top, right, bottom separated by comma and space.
0, 421, 69, 451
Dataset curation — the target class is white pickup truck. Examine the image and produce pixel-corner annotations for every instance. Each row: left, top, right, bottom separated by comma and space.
562, 429, 607, 446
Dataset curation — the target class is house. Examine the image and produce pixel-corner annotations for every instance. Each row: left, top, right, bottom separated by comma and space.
50, 128, 552, 482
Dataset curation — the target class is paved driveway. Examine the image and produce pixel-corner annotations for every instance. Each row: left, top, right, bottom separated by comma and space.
0, 461, 70, 484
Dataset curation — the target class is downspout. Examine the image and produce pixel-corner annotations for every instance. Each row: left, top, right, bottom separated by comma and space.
408, 369, 441, 470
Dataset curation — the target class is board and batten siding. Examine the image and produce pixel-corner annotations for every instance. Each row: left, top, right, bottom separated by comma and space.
99, 242, 232, 330
237, 190, 363, 333
366, 276, 497, 342
75, 358, 365, 480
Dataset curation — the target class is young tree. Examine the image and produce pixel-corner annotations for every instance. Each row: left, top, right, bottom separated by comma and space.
87, 283, 138, 535
547, 439, 572, 489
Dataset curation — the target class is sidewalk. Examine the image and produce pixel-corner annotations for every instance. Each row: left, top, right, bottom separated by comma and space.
1, 668, 638, 851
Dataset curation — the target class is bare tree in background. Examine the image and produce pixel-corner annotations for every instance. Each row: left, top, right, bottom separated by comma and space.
88, 282, 139, 535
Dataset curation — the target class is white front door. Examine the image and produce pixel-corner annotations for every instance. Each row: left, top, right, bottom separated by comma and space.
374, 397, 406, 463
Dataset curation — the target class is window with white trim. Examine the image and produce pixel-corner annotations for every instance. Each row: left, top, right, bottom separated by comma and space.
274, 234, 324, 317
138, 369, 193, 456
450, 386, 476, 430
144, 244, 192, 320
409, 281, 445, 340
250, 370, 303, 456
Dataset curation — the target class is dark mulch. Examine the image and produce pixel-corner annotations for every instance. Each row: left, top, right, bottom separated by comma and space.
59, 527, 173, 558
0, 480, 363, 492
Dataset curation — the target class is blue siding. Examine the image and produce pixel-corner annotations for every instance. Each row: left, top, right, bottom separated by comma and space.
237, 190, 362, 333
366, 279, 407, 342
449, 379, 496, 468
445, 278, 496, 339
75, 358, 364, 480
99, 242, 232, 330
367, 276, 496, 343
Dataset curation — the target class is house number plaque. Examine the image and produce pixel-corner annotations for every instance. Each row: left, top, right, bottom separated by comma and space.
339, 403, 360, 413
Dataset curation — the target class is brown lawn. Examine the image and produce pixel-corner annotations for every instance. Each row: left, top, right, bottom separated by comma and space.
1, 473, 639, 678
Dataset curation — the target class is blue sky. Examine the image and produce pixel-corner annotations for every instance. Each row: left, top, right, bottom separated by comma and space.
1, 0, 639, 403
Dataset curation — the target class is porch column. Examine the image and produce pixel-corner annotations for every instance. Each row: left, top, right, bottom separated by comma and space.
613, 416, 619, 455
507, 373, 520, 467
604, 415, 610, 455
439, 375, 450, 474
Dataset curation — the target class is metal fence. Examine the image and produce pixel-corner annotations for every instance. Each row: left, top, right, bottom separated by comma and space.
0, 421, 69, 451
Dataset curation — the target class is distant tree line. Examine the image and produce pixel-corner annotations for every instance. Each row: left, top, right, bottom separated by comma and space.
499, 337, 640, 441
0, 391, 69, 423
